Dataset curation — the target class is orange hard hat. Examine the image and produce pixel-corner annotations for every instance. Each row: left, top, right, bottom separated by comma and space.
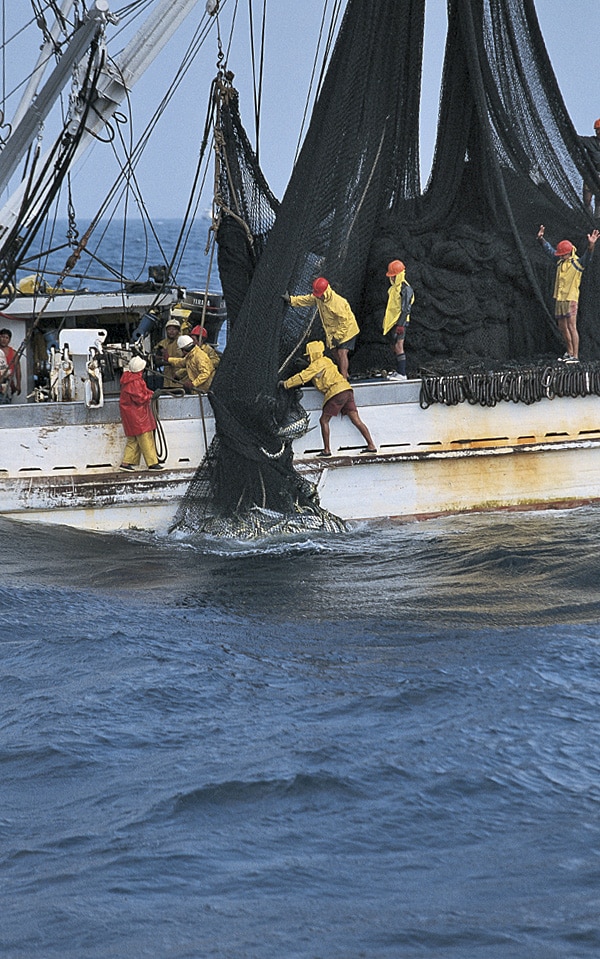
312, 277, 329, 297
190, 325, 208, 339
555, 240, 574, 257
386, 259, 405, 276
594, 118, 600, 130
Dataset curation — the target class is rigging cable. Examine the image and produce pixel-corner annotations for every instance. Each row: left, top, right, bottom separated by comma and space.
93, 8, 218, 198
4, 8, 109, 277
247, 0, 266, 164
4, 2, 232, 312
222, 0, 240, 67
45, 5, 222, 298
108, 7, 228, 301
293, 0, 344, 166
0, 46, 108, 388
1, 0, 5, 122
0, 39, 104, 292
29, 12, 84, 302
2, 3, 68, 108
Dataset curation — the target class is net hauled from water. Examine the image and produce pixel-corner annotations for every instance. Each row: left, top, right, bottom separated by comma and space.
171, 0, 600, 537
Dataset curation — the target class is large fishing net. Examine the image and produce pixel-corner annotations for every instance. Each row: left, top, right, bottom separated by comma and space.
211, 75, 280, 326
171, 0, 600, 536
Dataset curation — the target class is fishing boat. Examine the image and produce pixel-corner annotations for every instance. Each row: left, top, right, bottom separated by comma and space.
2, 0, 600, 535
0, 0, 225, 531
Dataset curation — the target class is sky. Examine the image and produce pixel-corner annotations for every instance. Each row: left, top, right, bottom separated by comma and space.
2, 0, 600, 222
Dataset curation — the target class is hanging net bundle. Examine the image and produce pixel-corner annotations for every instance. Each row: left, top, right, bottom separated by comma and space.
171, 0, 600, 537
211, 74, 280, 326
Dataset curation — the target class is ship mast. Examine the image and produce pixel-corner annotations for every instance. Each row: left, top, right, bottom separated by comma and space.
0, 0, 111, 198
0, 0, 203, 242
9, 0, 78, 133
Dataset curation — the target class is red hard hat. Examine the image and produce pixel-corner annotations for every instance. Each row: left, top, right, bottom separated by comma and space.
386, 259, 405, 277
555, 240, 574, 257
312, 277, 329, 297
190, 325, 208, 339
594, 118, 600, 130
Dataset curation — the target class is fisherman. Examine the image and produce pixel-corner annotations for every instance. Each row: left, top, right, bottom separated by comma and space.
537, 224, 599, 361
189, 324, 206, 347
284, 277, 359, 379
166, 334, 216, 393
156, 317, 186, 389
170, 305, 192, 334
0, 328, 21, 398
279, 340, 376, 457
382, 260, 414, 380
118, 357, 162, 471
0, 344, 8, 404
190, 324, 221, 372
580, 118, 600, 219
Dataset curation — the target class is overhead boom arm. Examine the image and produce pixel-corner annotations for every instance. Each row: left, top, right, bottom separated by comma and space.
0, 0, 203, 241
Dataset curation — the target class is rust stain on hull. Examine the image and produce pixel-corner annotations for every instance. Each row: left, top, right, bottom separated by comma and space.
296, 437, 600, 522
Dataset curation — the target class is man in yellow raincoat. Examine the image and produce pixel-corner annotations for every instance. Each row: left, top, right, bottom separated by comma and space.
285, 277, 359, 379
190, 324, 221, 372
166, 335, 215, 393
537, 224, 599, 361
382, 259, 414, 380
156, 318, 186, 389
279, 340, 376, 457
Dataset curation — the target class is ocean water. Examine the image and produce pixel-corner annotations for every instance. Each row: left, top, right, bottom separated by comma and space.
3, 507, 600, 959
25, 217, 217, 294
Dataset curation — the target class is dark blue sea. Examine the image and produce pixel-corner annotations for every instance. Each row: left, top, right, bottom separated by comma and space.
4, 222, 600, 958
3, 508, 600, 959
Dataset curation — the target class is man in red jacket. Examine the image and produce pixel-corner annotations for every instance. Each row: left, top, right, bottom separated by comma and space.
0, 328, 21, 398
119, 357, 162, 471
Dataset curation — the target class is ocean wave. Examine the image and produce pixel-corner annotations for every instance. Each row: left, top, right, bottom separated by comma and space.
4, 509, 600, 627
172, 772, 360, 812
162, 525, 341, 557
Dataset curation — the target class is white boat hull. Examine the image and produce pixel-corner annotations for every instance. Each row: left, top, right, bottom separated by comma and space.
0, 392, 211, 531
300, 440, 600, 521
3, 380, 600, 531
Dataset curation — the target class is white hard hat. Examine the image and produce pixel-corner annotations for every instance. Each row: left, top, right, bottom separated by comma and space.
128, 356, 147, 373
177, 335, 194, 350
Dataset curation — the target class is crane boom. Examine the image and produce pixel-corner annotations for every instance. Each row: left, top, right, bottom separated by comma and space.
0, 0, 203, 241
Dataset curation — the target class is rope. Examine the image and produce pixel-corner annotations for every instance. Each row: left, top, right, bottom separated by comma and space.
151, 387, 210, 466
418, 362, 600, 409
150, 387, 185, 465
198, 392, 209, 453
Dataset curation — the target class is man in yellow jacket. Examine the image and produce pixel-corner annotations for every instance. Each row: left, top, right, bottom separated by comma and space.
166, 335, 215, 393
280, 340, 376, 457
382, 259, 414, 380
190, 324, 221, 371
156, 318, 186, 389
285, 277, 359, 379
537, 224, 599, 361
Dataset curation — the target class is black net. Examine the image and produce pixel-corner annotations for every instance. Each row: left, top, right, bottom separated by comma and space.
171, 0, 600, 536
368, 0, 600, 376
213, 76, 280, 326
